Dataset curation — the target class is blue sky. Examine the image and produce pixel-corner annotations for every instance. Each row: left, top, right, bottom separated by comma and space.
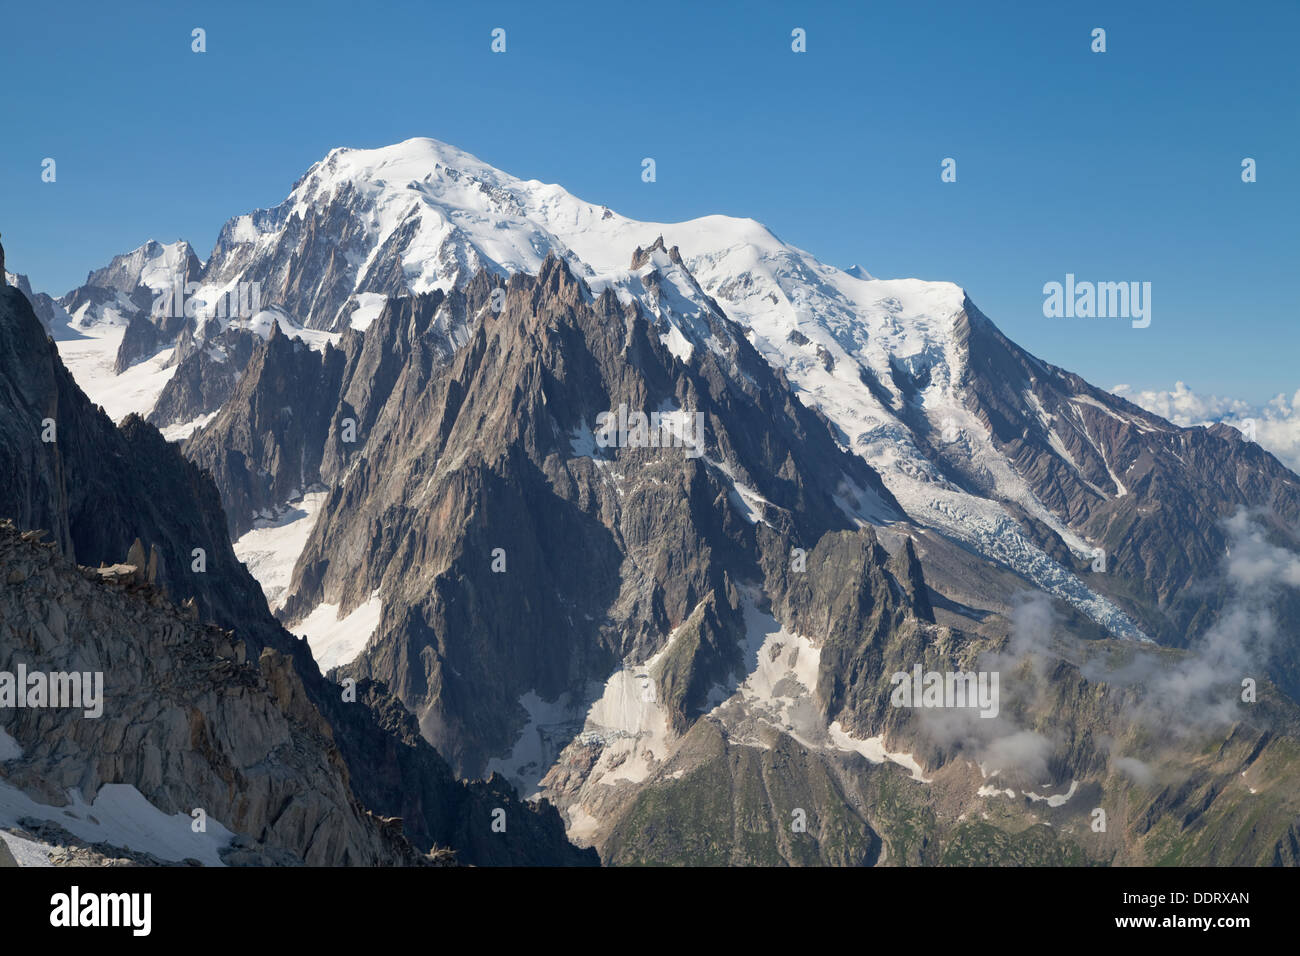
2, 0, 1295, 401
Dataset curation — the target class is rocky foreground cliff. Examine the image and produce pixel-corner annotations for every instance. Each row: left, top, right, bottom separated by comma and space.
0, 519, 430, 866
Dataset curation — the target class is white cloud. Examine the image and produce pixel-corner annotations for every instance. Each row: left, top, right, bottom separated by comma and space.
1113, 756, 1154, 785
1112, 382, 1300, 474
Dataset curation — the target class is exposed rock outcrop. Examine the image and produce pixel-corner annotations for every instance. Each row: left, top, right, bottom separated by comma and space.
0, 520, 428, 865
0, 285, 597, 866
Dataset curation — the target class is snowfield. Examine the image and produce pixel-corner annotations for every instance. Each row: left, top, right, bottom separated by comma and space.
54, 325, 175, 425
287, 590, 384, 673
232, 491, 329, 610
0, 780, 235, 866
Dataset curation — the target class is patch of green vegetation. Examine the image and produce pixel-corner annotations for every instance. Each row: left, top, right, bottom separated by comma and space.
1145, 818, 1195, 867
864, 765, 938, 864
939, 820, 1090, 867
603, 749, 737, 866
603, 728, 878, 865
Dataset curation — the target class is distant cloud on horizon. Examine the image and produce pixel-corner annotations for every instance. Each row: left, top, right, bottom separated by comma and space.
1112, 381, 1300, 474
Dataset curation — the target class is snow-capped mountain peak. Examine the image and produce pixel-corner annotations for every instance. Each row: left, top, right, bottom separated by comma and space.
59, 239, 201, 329
47, 137, 1172, 641
87, 238, 198, 294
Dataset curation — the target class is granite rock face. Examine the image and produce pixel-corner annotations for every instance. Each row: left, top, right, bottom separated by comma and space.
183, 321, 348, 536
181, 252, 948, 862
260, 254, 901, 776
147, 321, 263, 430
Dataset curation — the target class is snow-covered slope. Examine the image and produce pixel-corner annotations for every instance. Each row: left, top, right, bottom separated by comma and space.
55, 325, 178, 423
